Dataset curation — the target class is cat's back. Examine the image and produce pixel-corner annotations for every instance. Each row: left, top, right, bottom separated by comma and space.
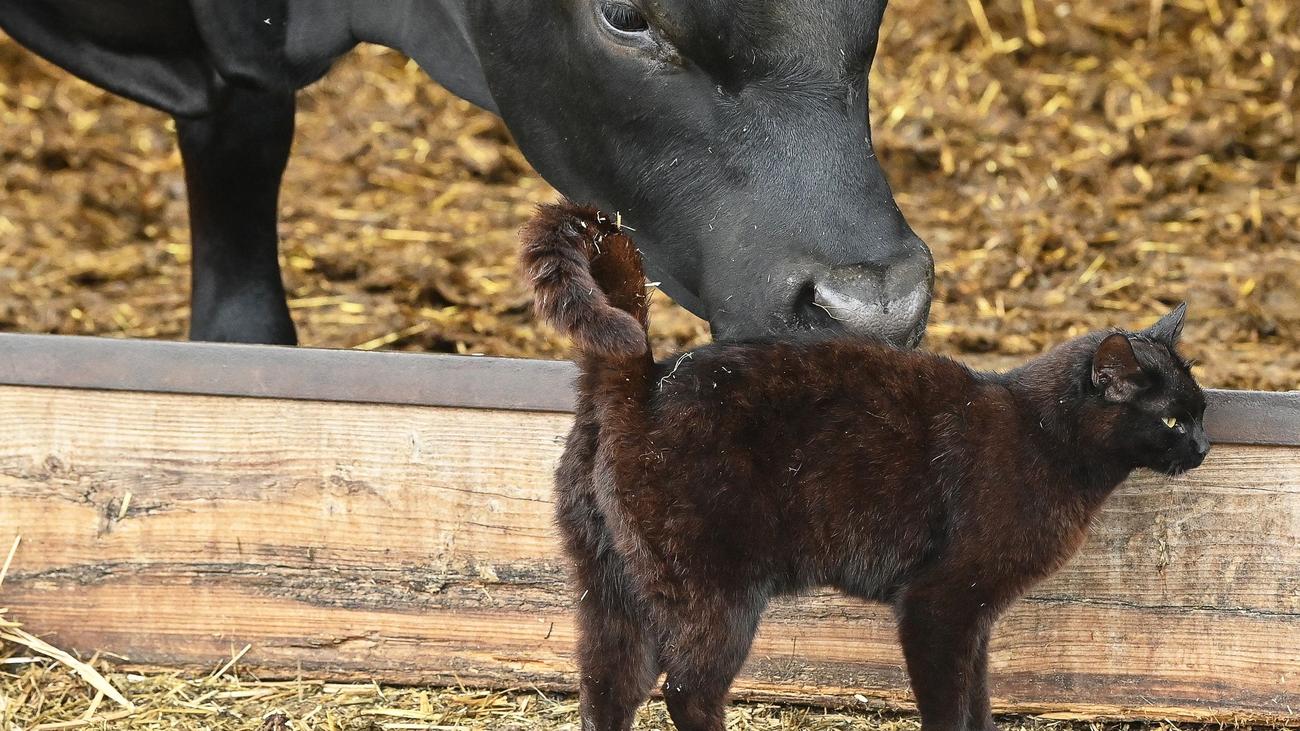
638, 335, 981, 592
649, 335, 979, 438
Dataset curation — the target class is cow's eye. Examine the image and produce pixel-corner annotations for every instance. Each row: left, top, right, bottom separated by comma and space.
600, 1, 650, 34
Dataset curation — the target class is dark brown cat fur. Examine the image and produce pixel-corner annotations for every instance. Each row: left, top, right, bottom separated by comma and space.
521, 202, 1212, 731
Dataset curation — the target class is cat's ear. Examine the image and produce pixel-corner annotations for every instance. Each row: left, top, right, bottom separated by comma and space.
1092, 333, 1145, 402
1145, 302, 1187, 345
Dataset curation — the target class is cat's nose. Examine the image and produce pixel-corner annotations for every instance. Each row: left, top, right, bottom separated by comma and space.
1193, 426, 1211, 457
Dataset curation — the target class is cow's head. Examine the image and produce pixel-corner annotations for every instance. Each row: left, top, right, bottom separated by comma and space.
471, 0, 932, 346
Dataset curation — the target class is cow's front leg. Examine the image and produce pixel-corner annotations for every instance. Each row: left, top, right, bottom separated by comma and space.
176, 85, 297, 345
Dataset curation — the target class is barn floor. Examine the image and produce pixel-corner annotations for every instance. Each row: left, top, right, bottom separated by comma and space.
1, 661, 1210, 731
1, 0, 1298, 389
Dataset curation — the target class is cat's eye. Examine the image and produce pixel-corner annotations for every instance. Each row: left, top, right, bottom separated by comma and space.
1162, 416, 1180, 429
599, 1, 650, 34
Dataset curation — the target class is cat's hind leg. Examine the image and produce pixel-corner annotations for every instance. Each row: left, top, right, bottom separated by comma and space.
571, 553, 659, 731
556, 418, 659, 731
656, 595, 765, 731
964, 625, 998, 731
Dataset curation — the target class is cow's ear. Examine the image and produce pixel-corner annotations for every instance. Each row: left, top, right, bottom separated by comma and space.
1145, 302, 1187, 345
1092, 333, 1145, 402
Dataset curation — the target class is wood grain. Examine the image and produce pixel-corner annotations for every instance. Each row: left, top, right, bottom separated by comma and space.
1, 385, 1297, 721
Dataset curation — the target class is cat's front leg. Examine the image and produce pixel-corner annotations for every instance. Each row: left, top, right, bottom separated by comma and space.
896, 589, 992, 731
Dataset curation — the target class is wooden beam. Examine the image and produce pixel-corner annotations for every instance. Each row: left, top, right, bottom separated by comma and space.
0, 333, 1297, 445
2, 384, 1297, 722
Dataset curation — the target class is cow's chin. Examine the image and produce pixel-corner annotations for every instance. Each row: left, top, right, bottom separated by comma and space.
710, 310, 928, 350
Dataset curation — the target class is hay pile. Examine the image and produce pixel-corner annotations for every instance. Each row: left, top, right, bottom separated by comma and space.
872, 0, 1299, 389
1, 659, 1202, 731
0, 0, 1297, 388
4, 662, 851, 731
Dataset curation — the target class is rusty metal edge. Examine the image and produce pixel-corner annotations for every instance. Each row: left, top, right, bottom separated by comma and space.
0, 333, 1297, 445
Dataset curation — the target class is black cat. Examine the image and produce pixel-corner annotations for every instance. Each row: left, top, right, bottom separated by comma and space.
521, 202, 1211, 731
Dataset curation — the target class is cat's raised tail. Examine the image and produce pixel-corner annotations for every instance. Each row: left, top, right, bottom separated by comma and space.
520, 202, 651, 360
522, 203, 660, 576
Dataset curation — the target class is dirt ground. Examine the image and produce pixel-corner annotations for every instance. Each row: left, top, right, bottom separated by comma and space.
1, 0, 1299, 729
1, 0, 1298, 388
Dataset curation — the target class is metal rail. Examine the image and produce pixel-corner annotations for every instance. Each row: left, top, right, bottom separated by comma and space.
0, 333, 1296, 445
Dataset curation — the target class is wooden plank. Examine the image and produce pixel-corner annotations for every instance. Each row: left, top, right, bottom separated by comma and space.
0, 333, 1297, 446
1, 385, 1298, 722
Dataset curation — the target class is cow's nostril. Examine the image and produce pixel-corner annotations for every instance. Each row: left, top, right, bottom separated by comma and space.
793, 281, 839, 331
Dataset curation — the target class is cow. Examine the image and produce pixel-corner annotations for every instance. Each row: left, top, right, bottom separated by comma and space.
0, 0, 934, 348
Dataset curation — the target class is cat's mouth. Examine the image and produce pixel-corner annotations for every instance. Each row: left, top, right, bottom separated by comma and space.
1160, 454, 1206, 476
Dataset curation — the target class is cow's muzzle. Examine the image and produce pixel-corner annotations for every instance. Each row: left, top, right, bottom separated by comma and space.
800, 237, 934, 348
